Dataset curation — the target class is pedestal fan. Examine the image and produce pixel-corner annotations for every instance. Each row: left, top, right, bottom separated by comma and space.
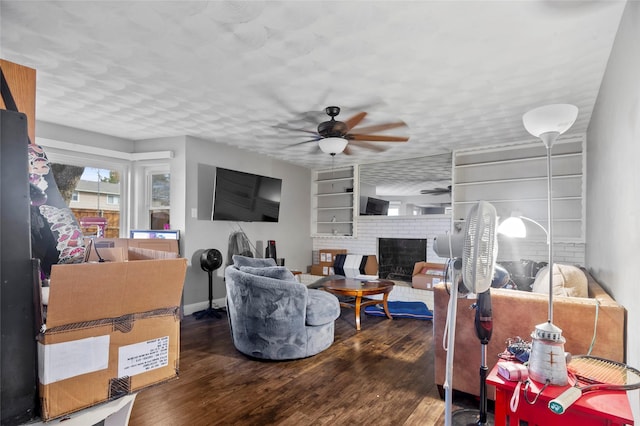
443, 201, 498, 426
194, 248, 224, 320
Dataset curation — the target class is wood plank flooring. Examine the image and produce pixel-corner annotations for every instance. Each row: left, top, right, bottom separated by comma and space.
129, 308, 480, 425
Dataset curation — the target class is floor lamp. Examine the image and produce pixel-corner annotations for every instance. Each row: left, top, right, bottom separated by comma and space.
519, 104, 578, 385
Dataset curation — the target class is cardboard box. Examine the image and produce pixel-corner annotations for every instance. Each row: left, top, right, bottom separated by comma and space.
86, 237, 180, 256
310, 264, 324, 276
412, 262, 446, 290
363, 255, 378, 275
319, 249, 347, 266
37, 242, 186, 420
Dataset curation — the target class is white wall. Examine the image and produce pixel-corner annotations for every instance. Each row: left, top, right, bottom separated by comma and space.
497, 239, 585, 265
181, 136, 312, 309
37, 121, 133, 153
586, 0, 640, 416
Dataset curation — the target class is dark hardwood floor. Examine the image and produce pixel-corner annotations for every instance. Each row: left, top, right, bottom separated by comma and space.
129, 308, 481, 425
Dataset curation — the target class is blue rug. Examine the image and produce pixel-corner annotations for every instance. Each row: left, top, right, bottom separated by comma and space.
364, 301, 433, 320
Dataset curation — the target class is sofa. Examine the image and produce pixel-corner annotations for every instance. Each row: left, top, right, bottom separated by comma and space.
225, 255, 341, 360
433, 266, 626, 399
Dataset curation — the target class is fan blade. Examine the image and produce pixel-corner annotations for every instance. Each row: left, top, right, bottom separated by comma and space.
273, 124, 319, 136
344, 112, 367, 131
348, 134, 409, 142
349, 140, 387, 152
343, 145, 353, 155
350, 121, 407, 134
420, 188, 451, 195
291, 137, 322, 146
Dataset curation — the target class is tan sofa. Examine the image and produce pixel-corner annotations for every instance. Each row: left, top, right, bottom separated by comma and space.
433, 269, 626, 399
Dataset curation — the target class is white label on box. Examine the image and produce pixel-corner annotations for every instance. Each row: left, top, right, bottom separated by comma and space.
118, 336, 169, 378
432, 278, 441, 285
38, 335, 110, 385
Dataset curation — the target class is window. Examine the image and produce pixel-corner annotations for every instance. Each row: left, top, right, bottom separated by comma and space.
47, 158, 126, 238
388, 201, 401, 216
38, 139, 171, 237
149, 172, 170, 230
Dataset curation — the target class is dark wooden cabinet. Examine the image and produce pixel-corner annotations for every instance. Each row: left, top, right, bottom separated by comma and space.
1, 109, 38, 424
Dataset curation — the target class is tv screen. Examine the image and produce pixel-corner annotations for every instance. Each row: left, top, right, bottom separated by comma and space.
212, 167, 282, 222
365, 197, 389, 215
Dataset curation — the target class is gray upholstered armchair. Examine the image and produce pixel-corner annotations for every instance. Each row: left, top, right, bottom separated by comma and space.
225, 255, 340, 360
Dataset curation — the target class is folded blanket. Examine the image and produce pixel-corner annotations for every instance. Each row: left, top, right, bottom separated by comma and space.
364, 301, 433, 320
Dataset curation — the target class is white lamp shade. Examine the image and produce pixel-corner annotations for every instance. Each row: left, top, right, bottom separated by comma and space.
522, 104, 578, 138
497, 216, 527, 238
318, 137, 348, 154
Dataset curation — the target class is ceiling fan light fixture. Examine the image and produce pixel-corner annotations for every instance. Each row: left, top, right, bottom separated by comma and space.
318, 137, 348, 155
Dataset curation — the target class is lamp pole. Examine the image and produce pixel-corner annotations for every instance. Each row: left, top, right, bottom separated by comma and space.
540, 132, 557, 325
520, 103, 578, 386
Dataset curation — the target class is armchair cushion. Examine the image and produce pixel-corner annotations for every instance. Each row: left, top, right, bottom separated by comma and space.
306, 289, 340, 326
232, 255, 276, 268
532, 263, 588, 298
239, 265, 296, 281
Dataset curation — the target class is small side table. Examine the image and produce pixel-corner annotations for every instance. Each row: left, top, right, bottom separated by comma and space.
487, 365, 634, 426
323, 278, 394, 331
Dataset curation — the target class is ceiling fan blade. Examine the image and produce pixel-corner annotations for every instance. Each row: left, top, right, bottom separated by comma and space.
350, 121, 407, 134
344, 112, 367, 132
291, 137, 322, 146
349, 140, 387, 152
273, 124, 319, 135
420, 186, 452, 195
343, 145, 353, 156
348, 134, 409, 142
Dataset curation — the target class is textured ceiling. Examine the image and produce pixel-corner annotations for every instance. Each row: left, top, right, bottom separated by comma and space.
0, 0, 626, 172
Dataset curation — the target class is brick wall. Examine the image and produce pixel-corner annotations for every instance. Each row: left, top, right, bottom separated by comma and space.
312, 215, 585, 266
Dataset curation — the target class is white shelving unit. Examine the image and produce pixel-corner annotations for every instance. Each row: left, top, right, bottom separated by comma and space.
312, 166, 358, 237
453, 135, 585, 242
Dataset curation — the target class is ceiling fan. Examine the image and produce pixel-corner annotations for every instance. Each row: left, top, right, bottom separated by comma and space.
420, 185, 452, 195
277, 106, 409, 156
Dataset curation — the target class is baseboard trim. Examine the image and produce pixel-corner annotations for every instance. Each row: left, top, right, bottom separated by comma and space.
183, 298, 226, 316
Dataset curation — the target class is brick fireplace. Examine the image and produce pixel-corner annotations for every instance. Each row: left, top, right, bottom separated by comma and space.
377, 237, 427, 282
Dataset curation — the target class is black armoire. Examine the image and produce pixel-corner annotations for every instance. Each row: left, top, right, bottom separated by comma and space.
0, 109, 38, 424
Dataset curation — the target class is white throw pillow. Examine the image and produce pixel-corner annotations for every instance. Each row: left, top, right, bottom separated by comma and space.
532, 263, 588, 298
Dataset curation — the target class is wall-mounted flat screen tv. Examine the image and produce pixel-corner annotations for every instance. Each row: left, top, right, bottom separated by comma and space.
212, 167, 282, 222
364, 197, 389, 215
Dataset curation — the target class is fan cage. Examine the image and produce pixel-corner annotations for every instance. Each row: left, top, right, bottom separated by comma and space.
462, 201, 498, 294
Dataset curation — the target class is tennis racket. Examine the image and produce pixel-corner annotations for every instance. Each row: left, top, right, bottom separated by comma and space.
548, 355, 640, 414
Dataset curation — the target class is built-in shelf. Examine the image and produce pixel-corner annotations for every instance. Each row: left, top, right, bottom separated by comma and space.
453, 135, 585, 242
312, 166, 357, 237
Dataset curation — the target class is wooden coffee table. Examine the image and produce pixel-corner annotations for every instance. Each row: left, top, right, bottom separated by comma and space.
323, 278, 394, 331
